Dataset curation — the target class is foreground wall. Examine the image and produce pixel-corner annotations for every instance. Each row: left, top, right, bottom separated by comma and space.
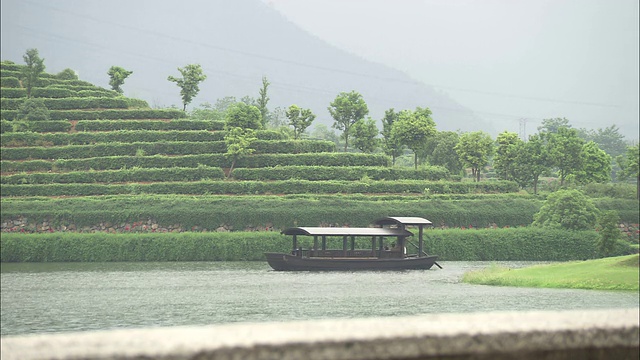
2, 308, 638, 360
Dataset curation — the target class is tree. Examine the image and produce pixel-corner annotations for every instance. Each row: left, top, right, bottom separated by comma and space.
190, 103, 225, 121
214, 96, 238, 113
310, 124, 340, 146
617, 144, 639, 199
257, 76, 270, 127
17, 98, 49, 121
21, 48, 45, 98
167, 64, 207, 111
512, 134, 549, 194
538, 117, 571, 134
380, 109, 403, 165
55, 68, 78, 80
493, 131, 522, 181
546, 127, 585, 186
391, 107, 437, 169
596, 211, 621, 257
428, 131, 463, 175
286, 104, 315, 139
578, 124, 627, 159
351, 117, 379, 153
532, 189, 599, 230
225, 102, 262, 130
574, 141, 611, 184
454, 131, 494, 182
224, 127, 257, 177
328, 91, 369, 152
107, 66, 133, 94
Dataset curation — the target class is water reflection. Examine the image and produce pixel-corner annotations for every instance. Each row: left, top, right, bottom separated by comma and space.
1, 261, 638, 336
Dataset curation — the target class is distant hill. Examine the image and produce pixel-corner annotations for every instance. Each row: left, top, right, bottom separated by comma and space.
0, 0, 494, 133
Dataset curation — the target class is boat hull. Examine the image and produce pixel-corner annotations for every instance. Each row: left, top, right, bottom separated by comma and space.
264, 253, 438, 271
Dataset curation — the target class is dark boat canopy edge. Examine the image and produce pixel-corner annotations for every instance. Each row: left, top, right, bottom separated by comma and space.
374, 217, 433, 227
281, 227, 413, 237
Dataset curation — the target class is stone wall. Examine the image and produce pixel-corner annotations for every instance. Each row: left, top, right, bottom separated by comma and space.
2, 308, 638, 360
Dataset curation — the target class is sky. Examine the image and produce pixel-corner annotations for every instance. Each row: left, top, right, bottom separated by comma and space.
263, 0, 639, 140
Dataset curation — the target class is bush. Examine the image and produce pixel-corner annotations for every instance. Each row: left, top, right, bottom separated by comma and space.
0, 76, 21, 88
532, 189, 600, 230
1, 88, 27, 98
16, 98, 50, 121
74, 119, 224, 131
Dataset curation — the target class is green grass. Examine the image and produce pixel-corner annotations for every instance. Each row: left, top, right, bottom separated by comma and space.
462, 254, 639, 291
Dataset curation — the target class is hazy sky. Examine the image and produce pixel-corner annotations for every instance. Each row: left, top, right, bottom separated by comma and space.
264, 0, 639, 139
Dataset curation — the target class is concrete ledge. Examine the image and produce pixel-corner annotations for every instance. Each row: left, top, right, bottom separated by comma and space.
2, 308, 638, 360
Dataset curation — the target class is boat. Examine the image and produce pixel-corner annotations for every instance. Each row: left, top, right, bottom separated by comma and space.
265, 216, 440, 271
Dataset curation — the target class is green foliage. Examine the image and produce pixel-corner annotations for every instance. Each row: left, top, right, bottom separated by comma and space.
493, 131, 522, 181
224, 102, 262, 130
257, 76, 270, 127
455, 131, 494, 181
55, 68, 78, 80
391, 107, 437, 169
351, 117, 379, 153
0, 76, 21, 88
596, 211, 622, 257
75, 119, 224, 132
3, 97, 134, 110
16, 98, 50, 121
21, 48, 45, 97
616, 143, 639, 199
230, 166, 450, 181
1, 88, 27, 98
107, 66, 133, 94
380, 108, 403, 165
545, 127, 585, 185
328, 91, 369, 152
511, 134, 549, 194
224, 127, 257, 174
425, 131, 463, 175
286, 104, 315, 139
533, 189, 600, 230
167, 64, 207, 111
573, 141, 611, 184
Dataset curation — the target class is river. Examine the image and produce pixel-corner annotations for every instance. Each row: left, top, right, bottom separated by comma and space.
1, 261, 638, 336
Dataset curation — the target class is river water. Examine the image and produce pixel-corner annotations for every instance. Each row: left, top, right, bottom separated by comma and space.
1, 261, 638, 336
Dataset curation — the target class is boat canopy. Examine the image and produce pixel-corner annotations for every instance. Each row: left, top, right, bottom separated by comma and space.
281, 227, 413, 237
374, 217, 433, 227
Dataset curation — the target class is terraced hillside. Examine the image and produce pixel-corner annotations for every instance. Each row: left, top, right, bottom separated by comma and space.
1, 59, 546, 233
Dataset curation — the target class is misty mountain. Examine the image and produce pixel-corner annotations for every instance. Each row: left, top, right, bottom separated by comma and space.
1, 0, 493, 133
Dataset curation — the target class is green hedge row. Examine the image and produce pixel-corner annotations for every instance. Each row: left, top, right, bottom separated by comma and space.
35, 78, 95, 87
1, 129, 286, 146
1, 153, 391, 173
0, 62, 21, 72
231, 165, 451, 181
0, 69, 21, 78
1, 166, 225, 184
0, 140, 336, 160
0, 179, 520, 197
0, 120, 72, 134
0, 97, 146, 110
1, 88, 27, 98
1, 87, 119, 99
1, 77, 20, 88
0, 108, 187, 121
75, 119, 225, 132
1, 228, 632, 262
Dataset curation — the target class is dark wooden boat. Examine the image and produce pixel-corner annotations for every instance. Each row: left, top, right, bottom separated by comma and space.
265, 217, 439, 271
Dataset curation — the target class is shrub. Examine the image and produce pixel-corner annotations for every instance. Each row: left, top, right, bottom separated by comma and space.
16, 98, 50, 121
532, 189, 599, 230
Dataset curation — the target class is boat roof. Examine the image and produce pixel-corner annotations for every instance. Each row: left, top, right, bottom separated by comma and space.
374, 217, 433, 226
282, 227, 413, 237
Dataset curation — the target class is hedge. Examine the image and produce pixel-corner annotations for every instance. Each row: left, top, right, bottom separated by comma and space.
0, 108, 187, 121
1, 153, 391, 172
231, 165, 450, 181
1, 129, 286, 146
0, 62, 21, 72
1, 88, 27, 98
1, 77, 20, 88
0, 228, 633, 262
35, 78, 95, 87
75, 119, 225, 132
0, 179, 520, 197
1, 97, 136, 110
0, 120, 72, 134
0, 140, 336, 160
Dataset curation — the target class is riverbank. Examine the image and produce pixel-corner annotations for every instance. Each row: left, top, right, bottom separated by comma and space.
462, 254, 639, 291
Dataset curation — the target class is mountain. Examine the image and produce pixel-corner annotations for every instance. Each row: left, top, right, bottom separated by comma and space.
0, 0, 493, 133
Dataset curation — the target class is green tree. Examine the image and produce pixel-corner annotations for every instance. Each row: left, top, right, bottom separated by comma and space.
225, 102, 262, 130
351, 117, 379, 153
224, 127, 257, 177
578, 125, 627, 159
512, 134, 549, 194
286, 104, 315, 139
596, 210, 621, 257
532, 189, 599, 230
428, 131, 463, 175
107, 66, 133, 94
391, 107, 437, 169
167, 64, 207, 111
493, 131, 522, 181
380, 108, 403, 165
190, 103, 225, 121
574, 141, 611, 184
455, 131, 494, 182
538, 117, 571, 134
617, 144, 639, 199
21, 48, 45, 98
214, 96, 238, 113
17, 98, 50, 121
257, 76, 270, 127
55, 68, 78, 80
546, 127, 585, 186
328, 91, 369, 152
310, 124, 340, 146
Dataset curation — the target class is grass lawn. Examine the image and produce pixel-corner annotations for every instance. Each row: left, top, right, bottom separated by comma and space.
462, 254, 639, 291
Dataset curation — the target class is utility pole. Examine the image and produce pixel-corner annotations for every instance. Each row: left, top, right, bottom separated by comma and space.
519, 118, 528, 141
